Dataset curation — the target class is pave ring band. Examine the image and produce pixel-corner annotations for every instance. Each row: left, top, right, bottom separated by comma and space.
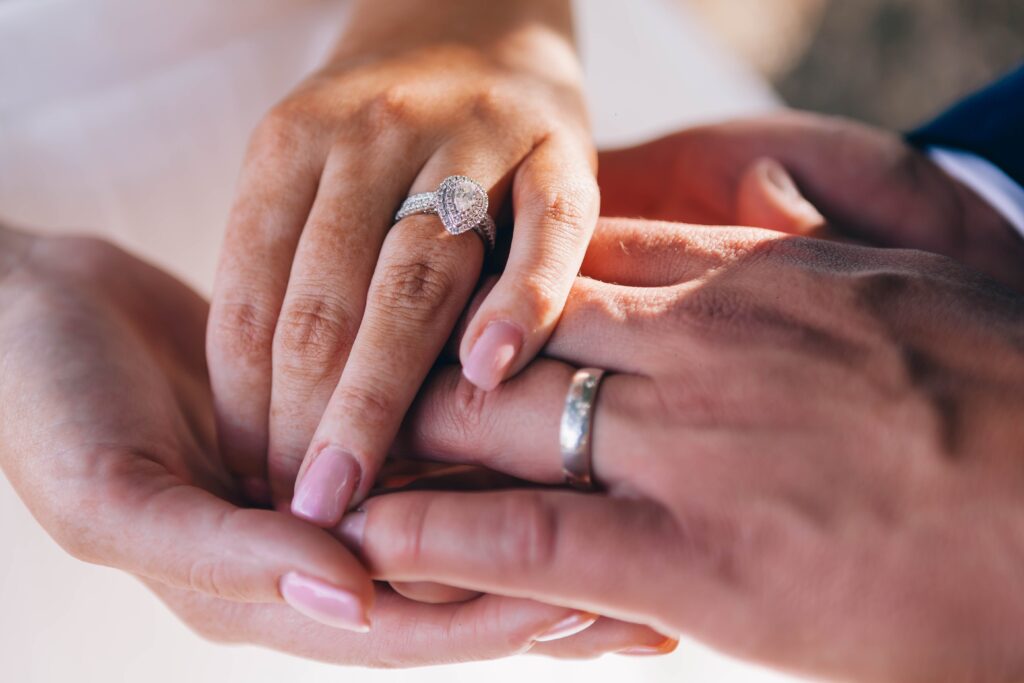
560, 368, 606, 491
394, 175, 496, 251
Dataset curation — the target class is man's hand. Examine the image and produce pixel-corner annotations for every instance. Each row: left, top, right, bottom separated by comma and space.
0, 226, 663, 662
597, 111, 1024, 290
342, 219, 1024, 682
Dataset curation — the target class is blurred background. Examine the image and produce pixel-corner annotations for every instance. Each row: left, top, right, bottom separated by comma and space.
1, 0, 1022, 682
690, 0, 1024, 128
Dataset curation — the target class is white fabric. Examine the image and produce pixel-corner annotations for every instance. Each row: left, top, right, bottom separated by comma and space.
928, 146, 1024, 241
0, 1, 788, 682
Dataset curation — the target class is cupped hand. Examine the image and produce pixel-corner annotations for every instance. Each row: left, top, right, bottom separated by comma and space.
207, 0, 599, 525
597, 111, 1024, 290
0, 226, 661, 662
343, 219, 1024, 681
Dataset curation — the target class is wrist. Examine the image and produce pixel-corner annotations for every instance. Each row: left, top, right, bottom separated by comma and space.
330, 0, 578, 77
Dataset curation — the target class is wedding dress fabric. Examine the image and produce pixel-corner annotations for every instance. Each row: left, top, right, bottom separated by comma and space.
0, 1, 787, 681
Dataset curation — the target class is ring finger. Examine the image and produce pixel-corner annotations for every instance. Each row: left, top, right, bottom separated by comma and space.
288, 137, 532, 527
266, 132, 426, 503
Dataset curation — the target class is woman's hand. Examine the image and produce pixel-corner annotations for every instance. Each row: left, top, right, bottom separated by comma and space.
340, 220, 1024, 681
0, 226, 663, 661
207, 0, 599, 524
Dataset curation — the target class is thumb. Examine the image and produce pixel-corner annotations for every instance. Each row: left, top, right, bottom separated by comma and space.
736, 158, 825, 235
55, 464, 374, 632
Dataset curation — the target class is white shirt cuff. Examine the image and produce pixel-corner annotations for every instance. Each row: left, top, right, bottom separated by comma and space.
927, 146, 1024, 241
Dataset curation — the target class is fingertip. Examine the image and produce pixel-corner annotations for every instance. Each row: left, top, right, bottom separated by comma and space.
738, 157, 825, 234
461, 320, 525, 391
279, 571, 372, 633
290, 447, 362, 527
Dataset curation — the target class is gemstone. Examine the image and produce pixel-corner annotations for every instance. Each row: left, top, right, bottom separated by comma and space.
437, 176, 487, 235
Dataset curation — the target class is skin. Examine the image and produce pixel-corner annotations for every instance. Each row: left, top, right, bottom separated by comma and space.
206, 0, 600, 522
597, 111, 1024, 290
346, 219, 1024, 682
0, 225, 664, 664
334, 116, 1024, 682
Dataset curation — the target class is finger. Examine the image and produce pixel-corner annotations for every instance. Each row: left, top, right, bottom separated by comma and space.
530, 619, 678, 659
736, 158, 825, 235
580, 218, 734, 286
597, 113, 954, 249
397, 361, 652, 490
460, 135, 599, 390
207, 116, 327, 483
290, 139, 524, 527
267, 134, 423, 502
147, 579, 603, 666
338, 490, 684, 629
597, 117, 834, 227
57, 457, 374, 628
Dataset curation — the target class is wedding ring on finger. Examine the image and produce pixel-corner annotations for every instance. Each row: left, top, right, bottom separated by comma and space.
394, 175, 497, 251
560, 368, 606, 491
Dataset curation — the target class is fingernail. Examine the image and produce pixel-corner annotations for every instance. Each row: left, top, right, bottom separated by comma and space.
761, 159, 824, 225
463, 321, 523, 391
279, 572, 370, 632
619, 637, 680, 656
762, 158, 799, 198
336, 509, 367, 552
534, 612, 599, 642
291, 447, 361, 527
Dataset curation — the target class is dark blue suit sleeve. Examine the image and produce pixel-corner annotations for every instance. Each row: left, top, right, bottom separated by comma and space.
907, 63, 1024, 188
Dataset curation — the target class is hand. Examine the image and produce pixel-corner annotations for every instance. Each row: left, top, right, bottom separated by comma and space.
341, 219, 1024, 681
0, 226, 660, 662
597, 111, 1024, 290
207, 0, 599, 525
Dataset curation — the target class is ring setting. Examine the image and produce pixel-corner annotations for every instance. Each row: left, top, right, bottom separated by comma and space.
395, 175, 496, 250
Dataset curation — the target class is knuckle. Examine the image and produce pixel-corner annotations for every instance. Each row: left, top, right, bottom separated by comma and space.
333, 383, 394, 431
442, 373, 497, 446
250, 103, 311, 157
373, 254, 459, 323
274, 294, 357, 365
486, 492, 559, 576
470, 84, 511, 123
536, 184, 594, 233
209, 298, 276, 363
186, 556, 234, 600
362, 86, 417, 131
508, 276, 562, 328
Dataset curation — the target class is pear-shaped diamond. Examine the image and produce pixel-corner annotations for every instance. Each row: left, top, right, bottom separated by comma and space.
437, 176, 488, 235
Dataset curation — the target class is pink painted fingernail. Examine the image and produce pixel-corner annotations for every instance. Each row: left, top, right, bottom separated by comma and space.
534, 612, 599, 642
291, 447, 361, 527
336, 509, 367, 552
279, 572, 370, 632
463, 321, 523, 391
619, 637, 680, 656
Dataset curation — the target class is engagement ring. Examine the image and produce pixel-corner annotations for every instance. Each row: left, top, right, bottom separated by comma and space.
394, 175, 497, 250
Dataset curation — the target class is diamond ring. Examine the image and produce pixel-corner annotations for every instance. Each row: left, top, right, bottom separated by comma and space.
394, 176, 496, 251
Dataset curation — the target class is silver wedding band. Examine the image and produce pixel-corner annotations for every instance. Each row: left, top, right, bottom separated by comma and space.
394, 175, 496, 251
560, 367, 606, 491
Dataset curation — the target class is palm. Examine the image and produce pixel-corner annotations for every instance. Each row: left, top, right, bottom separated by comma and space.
0, 236, 232, 504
